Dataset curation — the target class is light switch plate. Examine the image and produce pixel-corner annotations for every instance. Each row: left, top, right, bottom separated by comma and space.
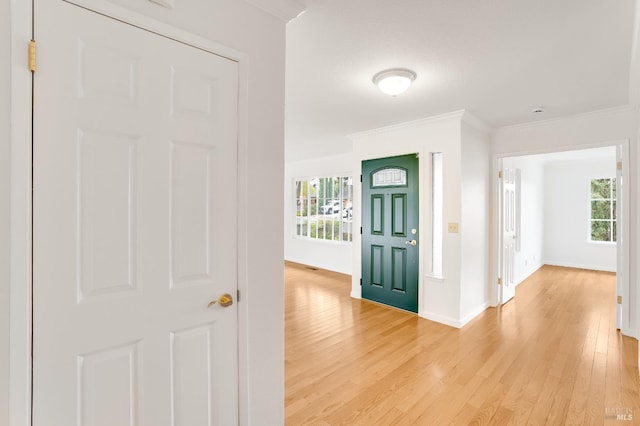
448, 223, 459, 233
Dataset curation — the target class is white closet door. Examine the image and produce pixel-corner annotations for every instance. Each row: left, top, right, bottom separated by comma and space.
33, 2, 239, 425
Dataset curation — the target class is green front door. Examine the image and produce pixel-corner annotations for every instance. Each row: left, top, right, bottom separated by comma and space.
362, 154, 419, 313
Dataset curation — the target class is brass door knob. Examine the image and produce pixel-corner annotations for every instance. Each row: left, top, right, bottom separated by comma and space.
208, 293, 234, 308
405, 240, 417, 246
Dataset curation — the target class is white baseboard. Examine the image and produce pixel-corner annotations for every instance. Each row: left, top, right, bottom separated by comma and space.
459, 302, 490, 327
514, 263, 543, 286
420, 301, 490, 329
419, 311, 463, 329
284, 256, 352, 275
542, 260, 616, 273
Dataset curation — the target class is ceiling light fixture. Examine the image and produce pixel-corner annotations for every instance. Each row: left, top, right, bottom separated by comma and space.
373, 68, 417, 96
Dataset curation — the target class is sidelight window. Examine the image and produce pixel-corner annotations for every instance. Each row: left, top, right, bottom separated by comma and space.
430, 153, 443, 276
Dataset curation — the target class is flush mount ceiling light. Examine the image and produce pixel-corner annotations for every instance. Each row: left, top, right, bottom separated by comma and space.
373, 68, 417, 96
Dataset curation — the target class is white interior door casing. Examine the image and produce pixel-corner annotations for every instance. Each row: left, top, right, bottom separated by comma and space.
499, 167, 516, 304
33, 2, 239, 425
616, 145, 625, 330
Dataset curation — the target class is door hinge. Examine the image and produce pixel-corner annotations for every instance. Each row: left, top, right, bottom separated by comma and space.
498, 171, 503, 179
237, 289, 241, 302
28, 40, 36, 72
360, 174, 363, 183
617, 161, 623, 171
617, 295, 622, 304
360, 226, 363, 234
360, 278, 362, 286
498, 277, 503, 285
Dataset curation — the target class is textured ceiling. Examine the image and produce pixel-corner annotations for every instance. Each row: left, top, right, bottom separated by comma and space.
285, 0, 636, 161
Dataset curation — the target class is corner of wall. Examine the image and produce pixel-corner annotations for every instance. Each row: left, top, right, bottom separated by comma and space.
461, 110, 492, 136
242, 0, 305, 22
459, 301, 491, 328
420, 311, 463, 329
628, 0, 640, 104
0, 0, 10, 422
460, 115, 492, 322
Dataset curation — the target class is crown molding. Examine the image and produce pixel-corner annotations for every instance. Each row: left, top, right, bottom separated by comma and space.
348, 110, 466, 140
493, 105, 640, 135
243, 0, 306, 22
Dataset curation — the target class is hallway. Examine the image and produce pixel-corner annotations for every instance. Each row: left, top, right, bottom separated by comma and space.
285, 263, 640, 425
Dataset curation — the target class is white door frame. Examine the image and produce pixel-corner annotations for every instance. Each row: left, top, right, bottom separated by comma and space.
491, 139, 631, 336
8, 1, 34, 424
9, 1, 250, 424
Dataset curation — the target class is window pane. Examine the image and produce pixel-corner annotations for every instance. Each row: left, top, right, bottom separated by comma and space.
591, 178, 611, 199
591, 221, 611, 241
297, 217, 308, 237
591, 200, 611, 219
589, 178, 616, 243
295, 175, 353, 242
372, 168, 407, 187
613, 221, 617, 242
611, 178, 616, 198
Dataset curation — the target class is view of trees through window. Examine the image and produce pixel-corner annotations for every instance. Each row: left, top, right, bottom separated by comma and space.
590, 178, 616, 242
295, 176, 353, 242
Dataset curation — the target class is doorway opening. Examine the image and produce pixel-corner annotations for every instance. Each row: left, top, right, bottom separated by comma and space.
495, 143, 628, 331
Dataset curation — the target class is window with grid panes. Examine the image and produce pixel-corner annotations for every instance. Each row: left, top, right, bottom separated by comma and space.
590, 178, 616, 242
294, 176, 353, 242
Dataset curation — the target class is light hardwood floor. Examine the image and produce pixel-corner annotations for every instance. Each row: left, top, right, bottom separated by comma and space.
285, 263, 640, 425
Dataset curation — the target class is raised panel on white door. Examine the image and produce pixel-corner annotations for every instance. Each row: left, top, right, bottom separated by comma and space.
170, 141, 214, 287
78, 129, 139, 302
170, 323, 217, 426
77, 38, 139, 105
170, 66, 216, 120
78, 342, 140, 426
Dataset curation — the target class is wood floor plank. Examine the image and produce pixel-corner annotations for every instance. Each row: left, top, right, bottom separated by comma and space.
285, 263, 640, 425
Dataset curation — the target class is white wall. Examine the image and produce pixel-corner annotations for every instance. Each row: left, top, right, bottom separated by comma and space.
460, 121, 491, 323
0, 0, 10, 424
350, 111, 490, 328
284, 153, 354, 274
6, 1, 301, 424
492, 105, 639, 336
543, 158, 617, 271
502, 156, 545, 284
